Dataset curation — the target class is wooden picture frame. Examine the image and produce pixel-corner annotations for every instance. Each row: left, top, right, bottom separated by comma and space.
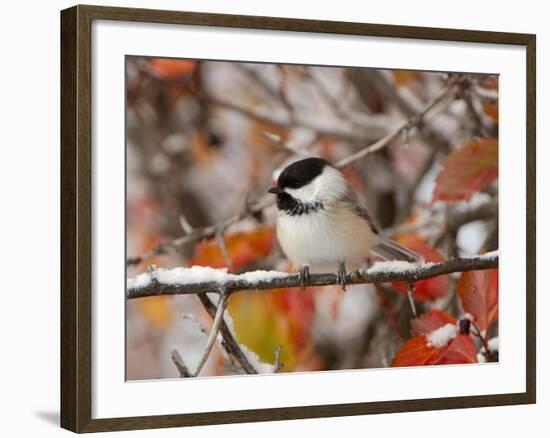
61, 4, 536, 432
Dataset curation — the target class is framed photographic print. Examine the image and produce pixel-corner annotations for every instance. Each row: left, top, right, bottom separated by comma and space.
60, 4, 536, 433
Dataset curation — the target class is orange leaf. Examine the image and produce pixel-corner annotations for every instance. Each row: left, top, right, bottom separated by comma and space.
391, 335, 439, 367
457, 269, 498, 333
411, 309, 457, 336
432, 138, 498, 203
482, 101, 498, 123
148, 58, 196, 79
192, 227, 275, 270
137, 296, 174, 331
393, 234, 449, 302
392, 70, 420, 87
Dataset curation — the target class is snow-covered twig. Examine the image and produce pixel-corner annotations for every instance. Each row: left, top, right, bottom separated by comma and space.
127, 252, 498, 299
127, 77, 461, 267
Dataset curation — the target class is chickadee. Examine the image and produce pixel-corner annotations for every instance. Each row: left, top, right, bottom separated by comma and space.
268, 157, 420, 288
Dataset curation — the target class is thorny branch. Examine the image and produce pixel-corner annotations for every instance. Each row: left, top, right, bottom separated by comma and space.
127, 252, 497, 299
127, 76, 461, 266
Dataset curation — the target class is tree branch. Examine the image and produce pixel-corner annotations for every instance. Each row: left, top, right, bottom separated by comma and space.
196, 293, 258, 374
171, 349, 193, 377
193, 292, 228, 376
127, 252, 497, 299
127, 76, 460, 267
335, 75, 459, 168
383, 196, 498, 238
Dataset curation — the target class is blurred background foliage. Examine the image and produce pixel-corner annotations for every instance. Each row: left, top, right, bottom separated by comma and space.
126, 57, 499, 379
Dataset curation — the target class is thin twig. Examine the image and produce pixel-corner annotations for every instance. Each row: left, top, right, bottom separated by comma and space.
359, 69, 452, 153
193, 292, 229, 376
202, 92, 391, 142
406, 284, 417, 318
304, 67, 367, 133
197, 293, 258, 374
470, 320, 495, 362
263, 131, 315, 156
128, 252, 498, 299
178, 213, 194, 235
336, 76, 459, 168
384, 196, 498, 238
235, 64, 293, 112
216, 231, 233, 271
274, 345, 283, 372
181, 313, 209, 335
171, 349, 193, 377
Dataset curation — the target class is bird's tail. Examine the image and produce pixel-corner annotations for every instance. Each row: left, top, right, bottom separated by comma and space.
370, 237, 422, 263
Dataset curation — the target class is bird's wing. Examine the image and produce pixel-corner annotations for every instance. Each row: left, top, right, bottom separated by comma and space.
355, 205, 380, 235
340, 187, 380, 234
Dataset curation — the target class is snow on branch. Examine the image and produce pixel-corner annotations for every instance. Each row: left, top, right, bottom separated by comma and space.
127, 251, 498, 299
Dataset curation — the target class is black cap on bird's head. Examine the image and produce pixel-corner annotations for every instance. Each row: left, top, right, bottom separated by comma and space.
268, 157, 329, 194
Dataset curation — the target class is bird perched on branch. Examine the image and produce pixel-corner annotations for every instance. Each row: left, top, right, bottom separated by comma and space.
269, 157, 420, 289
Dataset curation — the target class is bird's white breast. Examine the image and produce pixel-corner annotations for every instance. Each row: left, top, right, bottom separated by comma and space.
276, 201, 378, 270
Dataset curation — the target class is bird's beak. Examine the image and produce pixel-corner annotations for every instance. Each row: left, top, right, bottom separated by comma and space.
268, 186, 284, 195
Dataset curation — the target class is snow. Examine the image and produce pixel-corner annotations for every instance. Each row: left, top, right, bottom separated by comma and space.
127, 266, 289, 290
452, 192, 493, 214
426, 323, 458, 348
365, 249, 497, 278
239, 343, 276, 374
488, 337, 499, 352
221, 310, 276, 373
127, 272, 153, 290
366, 260, 423, 274
158, 266, 233, 285
239, 270, 289, 283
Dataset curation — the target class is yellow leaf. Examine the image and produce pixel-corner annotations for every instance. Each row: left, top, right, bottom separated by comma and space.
137, 296, 174, 331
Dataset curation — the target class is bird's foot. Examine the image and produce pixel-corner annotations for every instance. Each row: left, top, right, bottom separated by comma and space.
299, 265, 310, 290
336, 262, 348, 291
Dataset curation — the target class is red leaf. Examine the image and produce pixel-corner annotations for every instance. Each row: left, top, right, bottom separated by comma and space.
457, 269, 498, 333
391, 335, 439, 367
393, 235, 449, 302
480, 75, 499, 91
434, 335, 478, 364
411, 309, 457, 336
392, 333, 478, 367
432, 138, 498, 203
